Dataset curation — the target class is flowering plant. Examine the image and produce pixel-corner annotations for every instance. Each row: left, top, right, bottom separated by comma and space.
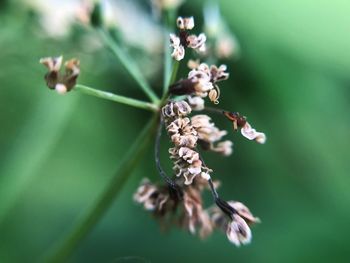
39, 1, 266, 261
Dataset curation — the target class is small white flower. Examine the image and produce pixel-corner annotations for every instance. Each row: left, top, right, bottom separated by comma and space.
241, 122, 266, 144
226, 214, 252, 246
210, 64, 229, 82
162, 100, 192, 118
187, 96, 205, 111
228, 201, 260, 224
191, 115, 227, 143
212, 140, 233, 156
177, 16, 194, 30
170, 34, 185, 61
200, 172, 211, 180
187, 33, 206, 52
178, 147, 199, 164
188, 67, 213, 96
39, 56, 63, 72
169, 16, 207, 61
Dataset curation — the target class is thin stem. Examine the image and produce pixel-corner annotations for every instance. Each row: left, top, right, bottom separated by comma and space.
204, 106, 225, 115
45, 114, 159, 263
198, 152, 235, 217
155, 115, 174, 186
97, 28, 159, 104
163, 29, 172, 95
162, 8, 177, 96
154, 116, 182, 200
74, 84, 158, 112
169, 60, 180, 87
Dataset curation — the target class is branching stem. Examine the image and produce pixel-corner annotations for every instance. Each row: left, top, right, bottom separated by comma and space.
74, 84, 158, 112
97, 28, 159, 104
45, 114, 159, 263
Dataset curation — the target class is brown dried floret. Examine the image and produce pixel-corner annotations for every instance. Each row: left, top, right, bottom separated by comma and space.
40, 56, 80, 94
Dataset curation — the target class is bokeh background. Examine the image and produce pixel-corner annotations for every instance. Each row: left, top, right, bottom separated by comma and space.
1, 0, 350, 262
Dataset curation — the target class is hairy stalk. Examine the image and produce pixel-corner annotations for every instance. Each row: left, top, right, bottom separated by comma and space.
74, 84, 158, 112
45, 114, 159, 263
97, 28, 159, 104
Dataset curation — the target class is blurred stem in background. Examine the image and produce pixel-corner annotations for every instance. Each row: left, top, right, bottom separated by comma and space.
0, 93, 80, 225
45, 113, 159, 263
97, 28, 160, 104
163, 8, 176, 94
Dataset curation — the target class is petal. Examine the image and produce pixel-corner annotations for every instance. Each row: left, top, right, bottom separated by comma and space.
241, 122, 266, 144
226, 215, 252, 246
169, 33, 180, 46
228, 201, 260, 224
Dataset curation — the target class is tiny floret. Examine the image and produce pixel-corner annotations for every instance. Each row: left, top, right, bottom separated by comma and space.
226, 214, 252, 246
40, 56, 80, 94
241, 123, 266, 144
170, 16, 207, 61
176, 16, 194, 30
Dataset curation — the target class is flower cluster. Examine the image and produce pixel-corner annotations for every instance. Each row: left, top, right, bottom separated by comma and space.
210, 201, 260, 246
134, 176, 214, 238
134, 96, 263, 245
162, 100, 231, 184
170, 16, 206, 61
134, 15, 266, 247
40, 56, 80, 94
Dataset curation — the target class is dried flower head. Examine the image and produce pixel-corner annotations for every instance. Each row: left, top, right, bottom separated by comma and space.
209, 200, 259, 246
170, 62, 229, 104
167, 117, 198, 148
170, 16, 207, 61
40, 56, 80, 94
186, 95, 205, 111
191, 115, 232, 155
134, 179, 170, 212
162, 100, 192, 119
226, 214, 252, 246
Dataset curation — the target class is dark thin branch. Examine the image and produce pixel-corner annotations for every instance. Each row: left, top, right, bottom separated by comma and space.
204, 106, 226, 115
155, 115, 183, 199
198, 152, 236, 218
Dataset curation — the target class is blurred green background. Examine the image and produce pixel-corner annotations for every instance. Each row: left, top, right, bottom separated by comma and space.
1, 0, 350, 262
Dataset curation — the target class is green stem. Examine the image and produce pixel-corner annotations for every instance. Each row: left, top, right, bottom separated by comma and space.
97, 28, 159, 104
169, 60, 180, 86
45, 114, 159, 263
74, 84, 158, 112
162, 9, 178, 96
163, 29, 171, 95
